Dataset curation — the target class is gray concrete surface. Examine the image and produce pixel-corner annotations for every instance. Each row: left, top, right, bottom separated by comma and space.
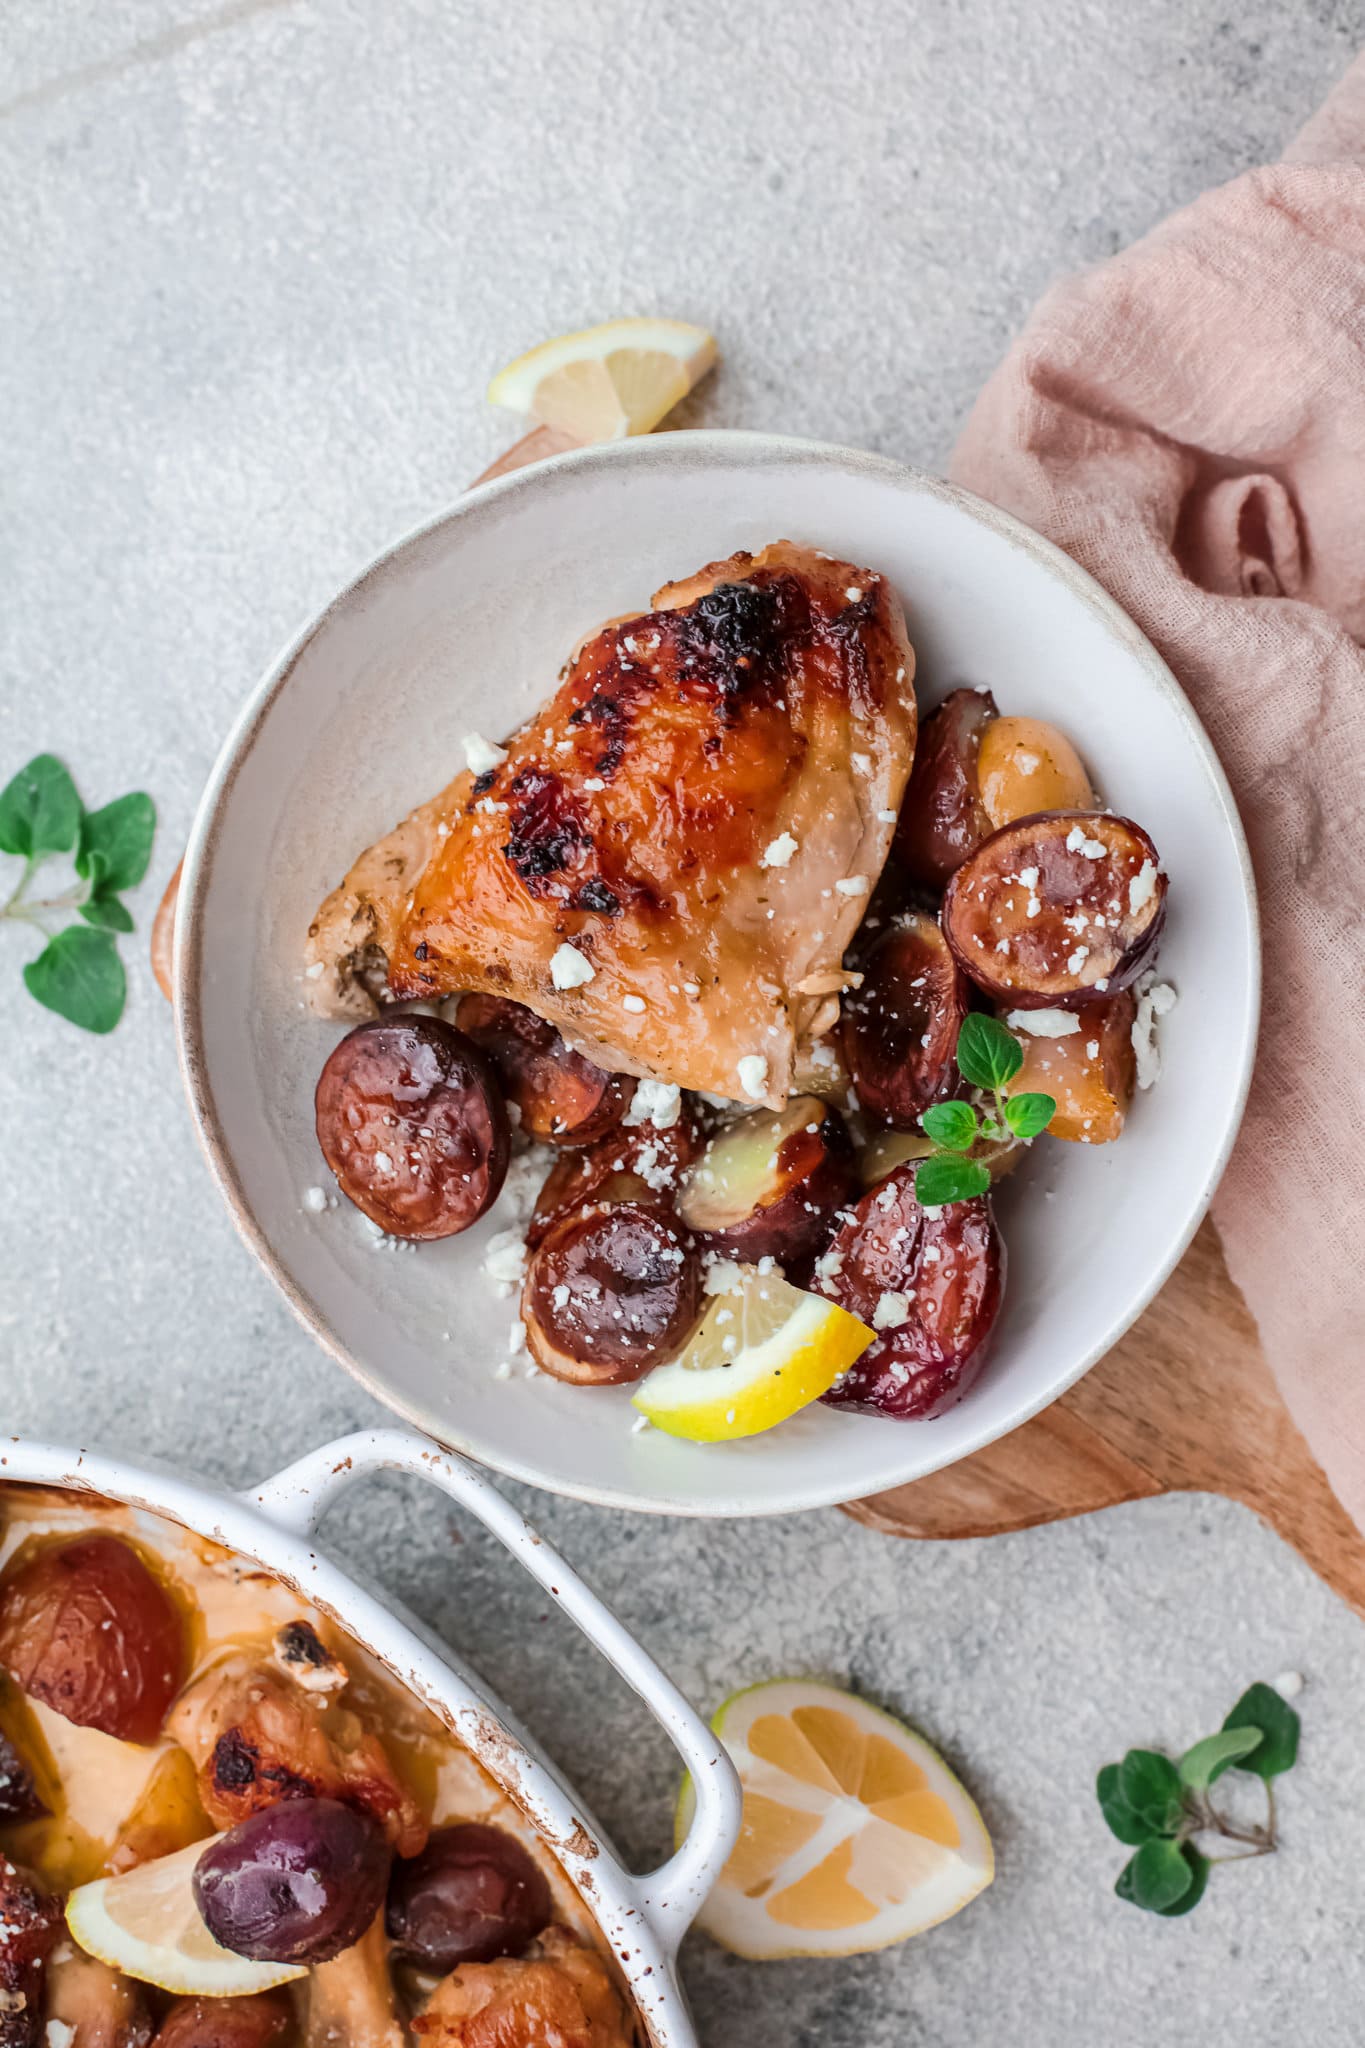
3, 2, 1364, 2040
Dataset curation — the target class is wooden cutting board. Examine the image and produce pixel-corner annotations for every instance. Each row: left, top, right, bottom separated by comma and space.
841, 1219, 1365, 1621
157, 425, 1365, 1618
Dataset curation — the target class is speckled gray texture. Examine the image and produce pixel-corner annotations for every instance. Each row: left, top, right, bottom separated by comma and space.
2, 3, 1363, 2040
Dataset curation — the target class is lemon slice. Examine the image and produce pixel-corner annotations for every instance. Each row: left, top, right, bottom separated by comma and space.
632, 1266, 872, 1442
487, 317, 717, 442
677, 1679, 993, 1958
66, 1837, 307, 1997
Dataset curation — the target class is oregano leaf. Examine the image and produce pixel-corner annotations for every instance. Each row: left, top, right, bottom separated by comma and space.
1223, 1684, 1300, 1780
955, 1013, 1023, 1092
920, 1100, 979, 1152
914, 1156, 992, 1208
22, 926, 126, 1033
0, 755, 81, 860
1004, 1090, 1056, 1140
1178, 1726, 1262, 1793
76, 791, 155, 891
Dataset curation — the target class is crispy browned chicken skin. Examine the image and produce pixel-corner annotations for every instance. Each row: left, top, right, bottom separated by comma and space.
306, 542, 916, 1106
165, 1653, 427, 1858
414, 1926, 633, 2047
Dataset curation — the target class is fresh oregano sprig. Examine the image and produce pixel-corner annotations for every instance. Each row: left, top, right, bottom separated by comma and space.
1098, 1682, 1301, 1917
1, 754, 156, 1033
914, 1014, 1056, 1207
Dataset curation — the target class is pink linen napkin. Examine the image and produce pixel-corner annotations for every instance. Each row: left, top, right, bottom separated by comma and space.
951, 56, 1365, 1527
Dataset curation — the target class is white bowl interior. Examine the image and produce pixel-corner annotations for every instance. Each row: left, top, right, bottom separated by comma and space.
180, 434, 1257, 1516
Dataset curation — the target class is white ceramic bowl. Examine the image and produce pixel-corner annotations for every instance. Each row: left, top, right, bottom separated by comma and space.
177, 432, 1258, 1517
1, 1427, 739, 2047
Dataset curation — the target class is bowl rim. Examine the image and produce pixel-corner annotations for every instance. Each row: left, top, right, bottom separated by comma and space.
175, 428, 1261, 1518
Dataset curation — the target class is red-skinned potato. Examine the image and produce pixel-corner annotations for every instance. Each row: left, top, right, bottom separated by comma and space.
522, 1203, 702, 1385
857, 1125, 1021, 1187
455, 994, 631, 1146
315, 1015, 509, 1239
841, 914, 971, 1129
894, 688, 997, 888
153, 1993, 292, 2048
943, 811, 1166, 1008
527, 1110, 704, 1250
1004, 993, 1136, 1143
676, 1097, 856, 1265
977, 716, 1093, 829
816, 1164, 1004, 1418
0, 1535, 187, 1746
46, 1949, 150, 2048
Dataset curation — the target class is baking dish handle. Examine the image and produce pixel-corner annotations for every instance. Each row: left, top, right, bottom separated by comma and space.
247, 1428, 741, 1956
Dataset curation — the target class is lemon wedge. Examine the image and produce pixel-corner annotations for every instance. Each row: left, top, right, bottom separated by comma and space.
66, 1837, 307, 1998
677, 1679, 994, 1959
632, 1266, 872, 1442
487, 317, 717, 442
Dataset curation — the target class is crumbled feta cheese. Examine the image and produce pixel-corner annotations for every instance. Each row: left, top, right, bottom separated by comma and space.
373, 1150, 394, 1174
1087, 1038, 1100, 1059
305, 960, 325, 979
814, 1247, 844, 1281
873, 1291, 911, 1330
483, 1229, 528, 1291
583, 777, 605, 792
302, 1185, 328, 1214
808, 1040, 836, 1069
632, 1141, 678, 1193
877, 808, 898, 824
622, 993, 646, 1014
1131, 975, 1177, 1090
1065, 824, 1108, 859
852, 751, 871, 772
1129, 859, 1159, 915
683, 981, 700, 998
1018, 866, 1039, 891
704, 1259, 746, 1296
46, 2024, 75, 2048
463, 732, 508, 776
631, 1414, 652, 1435
624, 1079, 681, 1129
1008, 1008, 1081, 1038
737, 1054, 769, 1100
835, 875, 869, 897
550, 942, 594, 989
1274, 1670, 1305, 1699
845, 585, 864, 602
493, 1359, 512, 1381
499, 1145, 553, 1222
507, 1318, 526, 1356
552, 1284, 570, 1309
1066, 946, 1089, 975
761, 831, 799, 869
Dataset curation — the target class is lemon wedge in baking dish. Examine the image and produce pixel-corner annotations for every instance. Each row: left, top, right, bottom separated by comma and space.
677, 1679, 993, 1959
632, 1266, 872, 1442
487, 317, 717, 441
66, 1837, 307, 1997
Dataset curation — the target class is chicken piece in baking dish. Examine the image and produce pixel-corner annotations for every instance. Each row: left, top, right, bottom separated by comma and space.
413, 1924, 634, 2046
165, 1651, 427, 1858
306, 543, 916, 1108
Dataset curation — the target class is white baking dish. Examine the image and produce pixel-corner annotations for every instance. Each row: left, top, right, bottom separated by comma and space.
0, 1426, 741, 2045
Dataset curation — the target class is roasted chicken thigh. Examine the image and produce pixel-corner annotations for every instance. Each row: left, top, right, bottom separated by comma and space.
306, 543, 916, 1106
